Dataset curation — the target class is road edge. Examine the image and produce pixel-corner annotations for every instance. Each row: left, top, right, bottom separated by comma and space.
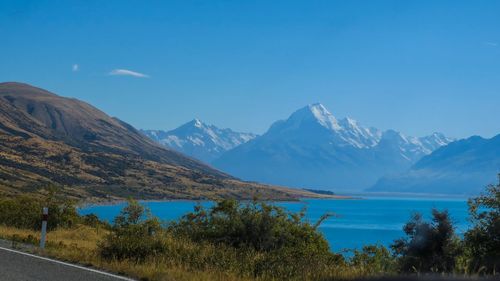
0, 245, 135, 281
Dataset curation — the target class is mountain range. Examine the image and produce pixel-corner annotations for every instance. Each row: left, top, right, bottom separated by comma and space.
144, 103, 455, 192
213, 104, 454, 191
0, 82, 317, 201
4, 82, 492, 197
369, 134, 500, 195
141, 120, 256, 163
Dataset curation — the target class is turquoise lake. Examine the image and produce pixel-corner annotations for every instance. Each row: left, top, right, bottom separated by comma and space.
79, 196, 470, 255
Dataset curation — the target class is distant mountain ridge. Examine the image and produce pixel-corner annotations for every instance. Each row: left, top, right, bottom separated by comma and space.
0, 82, 316, 201
141, 119, 257, 163
213, 103, 453, 191
369, 134, 500, 194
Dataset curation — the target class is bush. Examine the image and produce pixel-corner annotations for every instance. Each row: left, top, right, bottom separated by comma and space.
391, 209, 461, 273
82, 213, 107, 228
169, 199, 332, 252
464, 183, 500, 274
99, 199, 165, 261
99, 199, 345, 280
168, 199, 343, 278
0, 194, 80, 230
350, 245, 396, 274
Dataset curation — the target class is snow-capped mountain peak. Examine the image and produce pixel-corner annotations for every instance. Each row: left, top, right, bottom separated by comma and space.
142, 103, 455, 192
280, 103, 384, 148
141, 119, 257, 163
213, 103, 455, 192
287, 103, 342, 131
192, 118, 203, 128
337, 117, 382, 148
308, 103, 341, 130
180, 118, 205, 130
419, 132, 455, 151
377, 129, 456, 161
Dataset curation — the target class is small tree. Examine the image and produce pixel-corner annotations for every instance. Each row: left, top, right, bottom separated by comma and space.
114, 198, 147, 227
464, 181, 500, 274
350, 245, 396, 274
391, 209, 461, 273
99, 199, 164, 261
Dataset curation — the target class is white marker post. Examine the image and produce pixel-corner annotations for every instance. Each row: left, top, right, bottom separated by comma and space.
40, 207, 48, 249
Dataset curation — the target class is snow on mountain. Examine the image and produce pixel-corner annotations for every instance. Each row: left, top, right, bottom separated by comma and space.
213, 103, 453, 191
141, 119, 257, 163
300, 103, 342, 131
418, 132, 455, 153
374, 130, 454, 163
268, 103, 382, 148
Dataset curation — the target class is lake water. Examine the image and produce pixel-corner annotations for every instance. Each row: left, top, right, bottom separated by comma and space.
79, 196, 470, 255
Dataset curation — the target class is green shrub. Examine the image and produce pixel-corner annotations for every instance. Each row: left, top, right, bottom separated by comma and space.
168, 199, 343, 279
99, 199, 345, 280
464, 183, 500, 274
99, 199, 165, 261
169, 199, 332, 252
0, 194, 80, 230
350, 245, 396, 274
391, 209, 461, 273
82, 213, 109, 229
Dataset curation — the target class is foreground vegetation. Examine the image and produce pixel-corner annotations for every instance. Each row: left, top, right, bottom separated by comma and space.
0, 182, 499, 280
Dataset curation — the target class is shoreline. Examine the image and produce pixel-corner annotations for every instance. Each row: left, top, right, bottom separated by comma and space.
78, 191, 472, 209
78, 194, 357, 208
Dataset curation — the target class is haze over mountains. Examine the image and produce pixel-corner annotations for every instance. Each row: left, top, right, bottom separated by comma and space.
0, 82, 315, 200
145, 103, 464, 193
213, 104, 454, 191
370, 134, 500, 194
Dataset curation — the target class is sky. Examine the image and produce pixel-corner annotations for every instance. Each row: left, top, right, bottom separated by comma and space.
1, 0, 499, 139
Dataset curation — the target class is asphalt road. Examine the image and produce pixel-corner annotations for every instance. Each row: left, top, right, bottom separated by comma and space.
0, 246, 134, 281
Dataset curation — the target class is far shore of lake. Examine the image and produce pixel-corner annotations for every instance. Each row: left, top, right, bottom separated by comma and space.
78, 193, 359, 208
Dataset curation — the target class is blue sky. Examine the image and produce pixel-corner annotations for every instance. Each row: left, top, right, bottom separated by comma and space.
1, 0, 499, 138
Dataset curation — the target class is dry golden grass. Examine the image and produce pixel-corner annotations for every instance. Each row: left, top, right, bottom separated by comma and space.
0, 224, 261, 281
0, 224, 104, 249
0, 224, 371, 281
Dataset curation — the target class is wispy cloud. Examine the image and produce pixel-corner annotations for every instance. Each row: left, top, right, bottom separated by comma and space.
72, 64, 79, 72
483, 41, 498, 47
109, 69, 149, 78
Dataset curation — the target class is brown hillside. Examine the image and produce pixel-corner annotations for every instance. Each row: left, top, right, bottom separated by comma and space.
0, 82, 317, 201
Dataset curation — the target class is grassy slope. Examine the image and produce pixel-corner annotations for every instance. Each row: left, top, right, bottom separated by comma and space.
0, 225, 249, 281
